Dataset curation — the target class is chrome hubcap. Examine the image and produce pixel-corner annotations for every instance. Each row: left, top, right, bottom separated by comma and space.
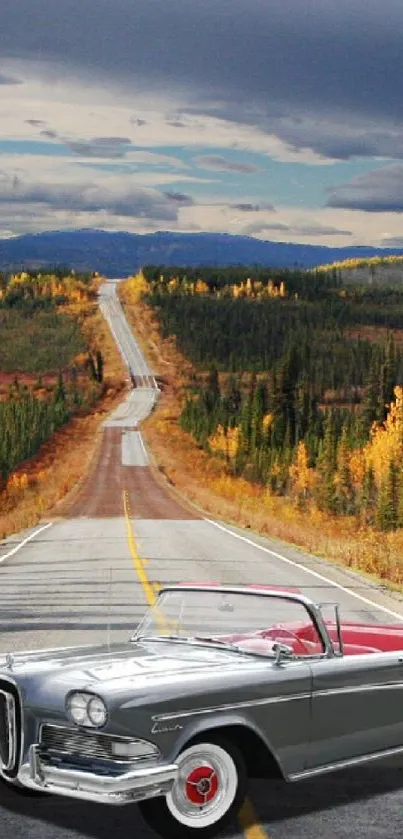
186, 765, 218, 805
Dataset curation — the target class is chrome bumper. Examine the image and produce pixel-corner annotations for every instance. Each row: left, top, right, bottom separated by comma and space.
17, 745, 178, 805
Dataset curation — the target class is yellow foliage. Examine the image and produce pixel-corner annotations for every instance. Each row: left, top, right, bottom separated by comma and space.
348, 448, 366, 490
194, 279, 209, 295
168, 277, 180, 292
289, 441, 315, 495
315, 255, 403, 273
262, 412, 274, 432
7, 472, 29, 492
120, 271, 150, 303
208, 425, 240, 460
364, 386, 403, 486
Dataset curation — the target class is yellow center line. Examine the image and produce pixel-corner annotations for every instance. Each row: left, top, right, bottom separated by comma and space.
239, 800, 271, 839
122, 490, 155, 606
122, 489, 271, 839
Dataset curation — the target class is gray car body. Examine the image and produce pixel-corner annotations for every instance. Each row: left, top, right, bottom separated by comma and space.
1, 586, 403, 803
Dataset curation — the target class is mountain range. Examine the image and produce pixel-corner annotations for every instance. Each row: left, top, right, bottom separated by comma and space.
1, 229, 403, 276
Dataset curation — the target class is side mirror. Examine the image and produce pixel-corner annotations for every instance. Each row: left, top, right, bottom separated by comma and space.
273, 642, 294, 665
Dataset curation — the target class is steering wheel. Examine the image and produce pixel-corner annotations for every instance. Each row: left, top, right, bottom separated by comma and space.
258, 625, 312, 655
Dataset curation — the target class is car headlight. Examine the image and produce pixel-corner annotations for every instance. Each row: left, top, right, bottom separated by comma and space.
66, 692, 108, 728
88, 696, 108, 727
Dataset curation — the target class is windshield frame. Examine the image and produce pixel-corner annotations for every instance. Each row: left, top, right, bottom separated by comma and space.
130, 584, 334, 658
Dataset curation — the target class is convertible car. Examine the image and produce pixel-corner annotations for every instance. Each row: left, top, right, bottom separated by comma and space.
2, 584, 403, 838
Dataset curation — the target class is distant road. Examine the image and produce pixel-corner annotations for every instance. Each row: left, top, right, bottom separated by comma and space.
1, 280, 403, 839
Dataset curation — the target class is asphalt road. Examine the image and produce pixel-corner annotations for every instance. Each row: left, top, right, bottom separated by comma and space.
1, 280, 403, 839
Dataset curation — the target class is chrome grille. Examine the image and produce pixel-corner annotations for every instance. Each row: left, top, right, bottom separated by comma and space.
0, 690, 16, 771
40, 725, 138, 763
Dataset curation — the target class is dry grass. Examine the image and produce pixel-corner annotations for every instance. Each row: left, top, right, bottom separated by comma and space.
120, 293, 403, 592
0, 304, 127, 540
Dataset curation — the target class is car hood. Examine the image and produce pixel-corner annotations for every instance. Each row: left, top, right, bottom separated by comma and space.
0, 639, 245, 696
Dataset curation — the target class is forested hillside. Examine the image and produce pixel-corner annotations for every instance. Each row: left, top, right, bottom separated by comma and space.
127, 265, 403, 532
0, 270, 107, 486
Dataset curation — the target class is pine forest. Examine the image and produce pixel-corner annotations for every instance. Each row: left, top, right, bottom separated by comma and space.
127, 263, 403, 532
0, 269, 106, 487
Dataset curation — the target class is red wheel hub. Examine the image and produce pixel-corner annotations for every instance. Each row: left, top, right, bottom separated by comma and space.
185, 765, 218, 805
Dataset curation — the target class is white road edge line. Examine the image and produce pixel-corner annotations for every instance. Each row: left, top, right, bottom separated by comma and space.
206, 518, 403, 622
138, 432, 149, 464
0, 522, 53, 565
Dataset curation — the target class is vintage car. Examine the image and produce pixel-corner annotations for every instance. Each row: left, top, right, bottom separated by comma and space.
2, 584, 403, 838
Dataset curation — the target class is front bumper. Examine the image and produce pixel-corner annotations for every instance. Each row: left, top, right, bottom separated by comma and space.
17, 745, 178, 805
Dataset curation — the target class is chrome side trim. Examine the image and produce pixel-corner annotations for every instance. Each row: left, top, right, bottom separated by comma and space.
0, 689, 16, 771
314, 681, 403, 698
289, 742, 403, 781
18, 745, 178, 806
152, 691, 311, 723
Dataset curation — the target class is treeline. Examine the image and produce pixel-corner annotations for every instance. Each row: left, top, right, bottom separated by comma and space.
127, 268, 403, 531
0, 270, 104, 482
147, 291, 403, 393
0, 269, 98, 313
143, 264, 339, 300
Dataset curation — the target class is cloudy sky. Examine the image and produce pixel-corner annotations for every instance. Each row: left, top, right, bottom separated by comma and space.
2, 0, 403, 245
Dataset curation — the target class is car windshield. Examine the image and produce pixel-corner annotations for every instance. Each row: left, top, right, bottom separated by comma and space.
132, 588, 325, 658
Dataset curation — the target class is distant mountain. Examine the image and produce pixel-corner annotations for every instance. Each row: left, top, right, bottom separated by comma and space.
1, 229, 403, 276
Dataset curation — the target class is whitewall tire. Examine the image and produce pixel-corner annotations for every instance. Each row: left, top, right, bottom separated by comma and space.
138, 736, 247, 839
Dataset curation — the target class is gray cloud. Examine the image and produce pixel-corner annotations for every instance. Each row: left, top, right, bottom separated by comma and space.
244, 222, 290, 235
244, 221, 352, 237
326, 164, 403, 212
36, 130, 133, 157
0, 73, 21, 85
195, 155, 260, 174
3, 1, 403, 161
31, 122, 134, 157
294, 225, 353, 237
0, 172, 182, 221
231, 202, 275, 213
65, 136, 132, 158
25, 119, 46, 126
163, 191, 194, 205
382, 236, 403, 246
40, 129, 58, 139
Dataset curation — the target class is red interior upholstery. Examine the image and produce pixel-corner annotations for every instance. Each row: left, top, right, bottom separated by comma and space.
325, 622, 403, 654
223, 620, 403, 656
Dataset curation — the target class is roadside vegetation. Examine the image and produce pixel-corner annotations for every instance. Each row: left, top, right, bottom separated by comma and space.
120, 267, 403, 589
0, 270, 126, 538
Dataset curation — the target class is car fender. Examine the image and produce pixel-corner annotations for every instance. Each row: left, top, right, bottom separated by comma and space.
166, 711, 283, 772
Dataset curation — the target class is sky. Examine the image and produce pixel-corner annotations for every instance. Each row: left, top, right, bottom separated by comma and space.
2, 0, 403, 246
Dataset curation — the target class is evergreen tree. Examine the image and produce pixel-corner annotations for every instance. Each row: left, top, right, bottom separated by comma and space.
314, 410, 338, 513
96, 350, 104, 383
376, 459, 399, 531
360, 465, 377, 525
377, 335, 397, 423
360, 351, 380, 435
335, 424, 355, 514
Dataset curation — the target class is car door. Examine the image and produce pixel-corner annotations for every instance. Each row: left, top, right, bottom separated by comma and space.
307, 650, 403, 768
248, 658, 313, 777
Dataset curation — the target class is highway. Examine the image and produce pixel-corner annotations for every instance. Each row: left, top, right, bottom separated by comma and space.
1, 280, 403, 839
